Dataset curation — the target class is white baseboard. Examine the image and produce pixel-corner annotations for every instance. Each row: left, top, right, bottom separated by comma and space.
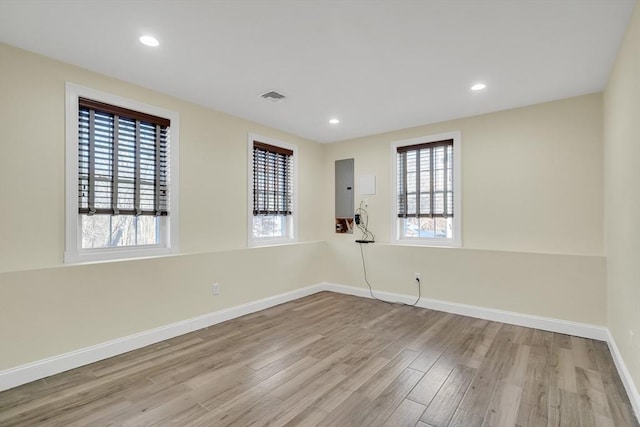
606, 329, 640, 421
0, 283, 323, 392
322, 282, 609, 340
322, 282, 638, 421
2, 280, 637, 422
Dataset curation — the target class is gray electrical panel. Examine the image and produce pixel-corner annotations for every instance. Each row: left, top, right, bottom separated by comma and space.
335, 158, 354, 219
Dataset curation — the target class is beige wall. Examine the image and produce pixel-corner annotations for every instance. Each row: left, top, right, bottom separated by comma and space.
326, 242, 605, 325
0, 242, 328, 370
0, 43, 328, 369
0, 43, 326, 272
322, 95, 606, 325
0, 40, 611, 374
604, 0, 640, 399
324, 94, 604, 255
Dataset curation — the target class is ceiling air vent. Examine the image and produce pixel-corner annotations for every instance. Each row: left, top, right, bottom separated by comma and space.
260, 90, 286, 102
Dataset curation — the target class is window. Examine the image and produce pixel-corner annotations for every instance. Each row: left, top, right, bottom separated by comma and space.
392, 131, 461, 246
65, 83, 179, 263
248, 134, 296, 246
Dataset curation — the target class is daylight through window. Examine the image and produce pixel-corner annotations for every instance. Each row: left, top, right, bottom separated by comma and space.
78, 98, 170, 249
251, 140, 294, 241
396, 137, 459, 243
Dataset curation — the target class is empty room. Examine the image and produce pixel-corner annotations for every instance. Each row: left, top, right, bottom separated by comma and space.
0, 0, 638, 426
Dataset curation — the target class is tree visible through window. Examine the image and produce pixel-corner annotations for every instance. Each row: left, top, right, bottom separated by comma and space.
78, 98, 170, 249
251, 139, 294, 242
394, 132, 461, 246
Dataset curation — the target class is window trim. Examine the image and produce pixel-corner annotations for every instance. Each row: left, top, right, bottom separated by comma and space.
391, 131, 462, 247
247, 133, 297, 247
64, 82, 180, 264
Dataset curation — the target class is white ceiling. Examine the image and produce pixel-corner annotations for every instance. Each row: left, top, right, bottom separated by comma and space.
0, 0, 635, 143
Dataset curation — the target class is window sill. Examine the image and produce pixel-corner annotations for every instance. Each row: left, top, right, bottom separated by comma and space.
64, 246, 178, 265
391, 238, 462, 248
248, 237, 297, 248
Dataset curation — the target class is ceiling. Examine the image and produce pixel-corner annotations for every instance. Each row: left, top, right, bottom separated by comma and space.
0, 0, 635, 143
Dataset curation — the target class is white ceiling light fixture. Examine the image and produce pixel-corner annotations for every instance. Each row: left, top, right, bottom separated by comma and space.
0, 1, 633, 143
471, 83, 487, 91
139, 35, 159, 47
329, 118, 340, 124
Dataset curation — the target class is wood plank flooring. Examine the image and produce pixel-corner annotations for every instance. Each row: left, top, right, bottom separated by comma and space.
0, 292, 637, 426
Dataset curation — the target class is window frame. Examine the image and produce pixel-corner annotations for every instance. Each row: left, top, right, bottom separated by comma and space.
247, 133, 297, 247
64, 82, 180, 264
391, 131, 462, 247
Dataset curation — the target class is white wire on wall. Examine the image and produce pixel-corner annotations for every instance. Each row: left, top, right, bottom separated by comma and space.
355, 201, 420, 306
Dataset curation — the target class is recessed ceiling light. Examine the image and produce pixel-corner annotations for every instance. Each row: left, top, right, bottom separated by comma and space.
139, 35, 159, 47
471, 83, 487, 91
329, 118, 340, 124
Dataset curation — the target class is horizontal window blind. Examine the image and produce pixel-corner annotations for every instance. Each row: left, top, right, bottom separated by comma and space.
78, 98, 170, 217
253, 141, 293, 216
397, 139, 453, 218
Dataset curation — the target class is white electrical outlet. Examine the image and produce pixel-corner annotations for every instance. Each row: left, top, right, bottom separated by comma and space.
212, 283, 220, 295
414, 272, 421, 282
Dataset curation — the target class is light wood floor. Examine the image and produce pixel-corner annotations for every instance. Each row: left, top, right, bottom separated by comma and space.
0, 292, 637, 427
